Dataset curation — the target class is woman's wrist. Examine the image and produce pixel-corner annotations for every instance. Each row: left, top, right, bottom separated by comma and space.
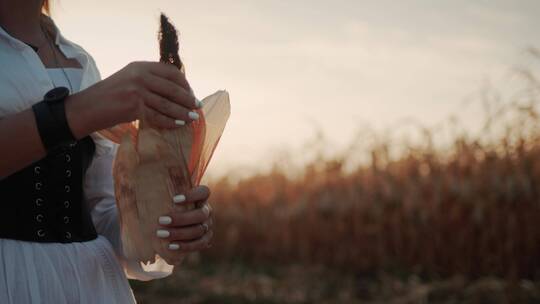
65, 88, 138, 140
32, 88, 77, 152
65, 91, 108, 140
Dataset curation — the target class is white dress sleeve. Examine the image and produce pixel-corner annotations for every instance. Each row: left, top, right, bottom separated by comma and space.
83, 132, 174, 281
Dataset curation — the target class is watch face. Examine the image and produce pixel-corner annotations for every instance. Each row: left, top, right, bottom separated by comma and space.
45, 87, 70, 102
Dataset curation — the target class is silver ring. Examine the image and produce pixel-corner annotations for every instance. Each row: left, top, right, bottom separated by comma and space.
201, 223, 209, 234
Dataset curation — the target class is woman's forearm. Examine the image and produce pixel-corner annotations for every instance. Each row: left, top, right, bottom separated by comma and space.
0, 61, 199, 179
0, 94, 103, 179
0, 107, 46, 178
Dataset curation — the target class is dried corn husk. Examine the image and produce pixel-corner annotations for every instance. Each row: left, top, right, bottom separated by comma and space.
98, 14, 231, 266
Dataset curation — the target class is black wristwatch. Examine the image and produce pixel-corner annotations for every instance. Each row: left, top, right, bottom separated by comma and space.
32, 87, 77, 154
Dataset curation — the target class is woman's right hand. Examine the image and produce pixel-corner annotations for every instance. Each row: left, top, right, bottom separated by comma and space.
66, 61, 201, 139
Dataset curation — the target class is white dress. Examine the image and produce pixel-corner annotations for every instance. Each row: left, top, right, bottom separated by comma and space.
0, 17, 174, 304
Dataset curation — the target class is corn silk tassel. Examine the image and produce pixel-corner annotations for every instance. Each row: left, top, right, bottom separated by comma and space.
99, 13, 231, 267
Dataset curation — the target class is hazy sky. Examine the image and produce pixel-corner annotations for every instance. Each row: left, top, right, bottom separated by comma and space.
52, 0, 540, 174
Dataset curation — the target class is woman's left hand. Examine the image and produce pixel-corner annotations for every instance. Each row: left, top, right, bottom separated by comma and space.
156, 185, 213, 252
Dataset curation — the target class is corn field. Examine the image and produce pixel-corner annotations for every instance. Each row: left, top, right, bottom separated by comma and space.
203, 55, 540, 280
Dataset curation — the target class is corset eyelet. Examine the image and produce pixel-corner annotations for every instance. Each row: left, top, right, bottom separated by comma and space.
0, 140, 98, 243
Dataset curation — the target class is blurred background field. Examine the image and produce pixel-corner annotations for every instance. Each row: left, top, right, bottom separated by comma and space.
131, 53, 540, 303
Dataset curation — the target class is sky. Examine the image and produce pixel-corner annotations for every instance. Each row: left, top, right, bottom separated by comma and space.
52, 0, 540, 175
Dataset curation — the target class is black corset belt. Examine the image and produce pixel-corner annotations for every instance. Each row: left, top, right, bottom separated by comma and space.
0, 136, 98, 243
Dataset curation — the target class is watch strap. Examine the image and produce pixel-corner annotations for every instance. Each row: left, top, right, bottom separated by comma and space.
32, 89, 77, 154
48, 96, 76, 145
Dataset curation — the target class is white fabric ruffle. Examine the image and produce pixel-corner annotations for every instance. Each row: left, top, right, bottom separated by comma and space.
0, 236, 135, 304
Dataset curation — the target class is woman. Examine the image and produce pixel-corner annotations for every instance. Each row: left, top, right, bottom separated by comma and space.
0, 0, 214, 303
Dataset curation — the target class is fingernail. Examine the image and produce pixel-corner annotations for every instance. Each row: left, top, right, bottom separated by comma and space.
203, 204, 210, 216
156, 229, 170, 238
168, 243, 180, 250
188, 111, 199, 120
158, 216, 172, 225
173, 194, 186, 204
175, 120, 185, 126
195, 99, 203, 109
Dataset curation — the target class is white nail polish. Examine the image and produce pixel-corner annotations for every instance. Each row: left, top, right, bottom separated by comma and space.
175, 120, 185, 126
195, 99, 203, 109
158, 216, 172, 225
203, 205, 210, 216
188, 111, 199, 120
156, 229, 170, 238
168, 243, 180, 250
173, 194, 186, 204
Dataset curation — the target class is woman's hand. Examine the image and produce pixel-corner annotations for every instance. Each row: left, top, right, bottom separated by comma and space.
66, 61, 202, 139
156, 185, 214, 252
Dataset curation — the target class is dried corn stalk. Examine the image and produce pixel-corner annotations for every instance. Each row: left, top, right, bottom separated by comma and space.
100, 14, 230, 266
